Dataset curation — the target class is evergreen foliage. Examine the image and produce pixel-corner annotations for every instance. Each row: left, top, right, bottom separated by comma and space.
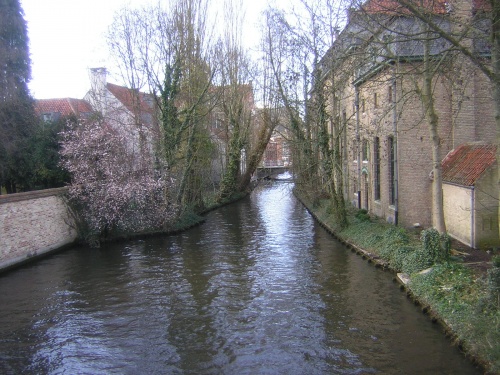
0, 0, 37, 193
28, 117, 71, 190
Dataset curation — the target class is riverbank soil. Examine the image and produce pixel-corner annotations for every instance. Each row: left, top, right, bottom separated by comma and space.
450, 238, 495, 276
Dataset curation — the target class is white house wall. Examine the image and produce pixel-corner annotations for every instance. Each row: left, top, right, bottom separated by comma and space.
443, 183, 472, 247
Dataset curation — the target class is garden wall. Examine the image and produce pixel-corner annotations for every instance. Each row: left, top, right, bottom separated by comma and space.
0, 188, 77, 272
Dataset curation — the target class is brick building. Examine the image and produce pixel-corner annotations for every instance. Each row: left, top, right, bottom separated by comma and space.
315, 0, 498, 247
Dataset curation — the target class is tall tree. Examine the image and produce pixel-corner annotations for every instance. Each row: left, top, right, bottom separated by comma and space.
349, 0, 498, 232
0, 0, 36, 193
391, 0, 499, 232
215, 0, 255, 200
398, 0, 500, 235
262, 0, 348, 226
107, 1, 216, 212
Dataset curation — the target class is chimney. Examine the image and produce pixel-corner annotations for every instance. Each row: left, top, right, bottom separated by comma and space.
89, 67, 107, 114
90, 67, 107, 93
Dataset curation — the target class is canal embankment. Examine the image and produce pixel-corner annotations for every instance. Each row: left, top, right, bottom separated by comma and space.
0, 187, 250, 274
295, 191, 499, 375
0, 181, 482, 374
0, 188, 78, 273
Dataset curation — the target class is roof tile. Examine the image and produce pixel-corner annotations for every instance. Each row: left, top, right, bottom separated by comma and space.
35, 98, 93, 117
106, 83, 154, 115
442, 143, 497, 186
362, 0, 448, 15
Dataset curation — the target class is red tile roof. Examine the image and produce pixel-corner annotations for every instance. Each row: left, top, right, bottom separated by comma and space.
361, 0, 489, 15
35, 98, 93, 117
362, 0, 448, 15
106, 83, 154, 115
442, 143, 497, 186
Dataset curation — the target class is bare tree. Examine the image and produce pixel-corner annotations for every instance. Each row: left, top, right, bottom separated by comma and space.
106, 0, 217, 212
391, 0, 499, 231
262, 0, 348, 226
212, 0, 256, 200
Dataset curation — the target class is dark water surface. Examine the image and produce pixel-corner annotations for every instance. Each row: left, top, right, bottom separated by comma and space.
0, 182, 480, 374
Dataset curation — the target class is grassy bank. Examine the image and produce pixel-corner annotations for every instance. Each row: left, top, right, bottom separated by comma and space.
297, 193, 500, 374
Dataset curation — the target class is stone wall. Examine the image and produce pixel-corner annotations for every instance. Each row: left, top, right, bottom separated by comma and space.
0, 188, 77, 272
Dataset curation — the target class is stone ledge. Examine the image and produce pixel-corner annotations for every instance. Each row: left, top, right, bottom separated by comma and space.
0, 187, 68, 204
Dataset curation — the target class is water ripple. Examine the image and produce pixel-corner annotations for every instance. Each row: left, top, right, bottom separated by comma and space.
0, 182, 480, 374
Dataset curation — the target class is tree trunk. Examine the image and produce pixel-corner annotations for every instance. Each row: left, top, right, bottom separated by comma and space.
238, 109, 276, 191
492, 0, 500, 244
423, 28, 446, 233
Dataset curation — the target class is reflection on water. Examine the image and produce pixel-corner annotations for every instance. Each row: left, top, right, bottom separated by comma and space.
0, 182, 480, 374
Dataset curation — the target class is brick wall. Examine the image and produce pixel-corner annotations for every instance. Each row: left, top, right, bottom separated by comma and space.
0, 188, 77, 272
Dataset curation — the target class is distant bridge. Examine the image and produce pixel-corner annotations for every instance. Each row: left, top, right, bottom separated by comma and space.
255, 166, 291, 180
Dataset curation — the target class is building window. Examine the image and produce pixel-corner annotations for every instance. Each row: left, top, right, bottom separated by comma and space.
363, 173, 369, 210
362, 98, 366, 113
43, 113, 52, 122
362, 139, 369, 161
388, 85, 393, 103
373, 92, 378, 108
374, 137, 380, 200
388, 135, 395, 205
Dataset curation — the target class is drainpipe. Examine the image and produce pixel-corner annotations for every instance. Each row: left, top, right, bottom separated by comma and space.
471, 186, 475, 248
355, 86, 361, 209
392, 71, 399, 226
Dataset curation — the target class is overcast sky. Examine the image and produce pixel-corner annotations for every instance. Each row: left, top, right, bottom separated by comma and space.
20, 0, 269, 100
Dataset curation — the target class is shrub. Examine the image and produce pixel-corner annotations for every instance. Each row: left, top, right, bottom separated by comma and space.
400, 229, 451, 275
421, 228, 451, 263
402, 249, 434, 274
354, 208, 370, 222
371, 227, 413, 271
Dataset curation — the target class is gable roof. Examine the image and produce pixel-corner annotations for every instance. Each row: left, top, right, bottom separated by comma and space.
106, 83, 154, 115
35, 98, 93, 117
442, 143, 497, 186
361, 0, 490, 15
361, 0, 448, 15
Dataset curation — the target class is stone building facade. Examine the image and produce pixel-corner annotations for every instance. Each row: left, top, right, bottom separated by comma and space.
315, 0, 498, 245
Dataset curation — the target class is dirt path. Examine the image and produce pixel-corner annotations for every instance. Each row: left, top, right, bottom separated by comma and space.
450, 239, 495, 276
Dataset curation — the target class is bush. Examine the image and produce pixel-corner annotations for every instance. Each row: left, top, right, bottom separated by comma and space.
400, 229, 450, 274
354, 208, 370, 222
402, 250, 434, 274
421, 228, 451, 263
370, 226, 413, 271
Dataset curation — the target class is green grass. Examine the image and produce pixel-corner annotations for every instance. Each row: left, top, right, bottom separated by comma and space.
410, 263, 500, 372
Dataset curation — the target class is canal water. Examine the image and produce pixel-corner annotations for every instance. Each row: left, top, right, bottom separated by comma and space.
0, 181, 480, 374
